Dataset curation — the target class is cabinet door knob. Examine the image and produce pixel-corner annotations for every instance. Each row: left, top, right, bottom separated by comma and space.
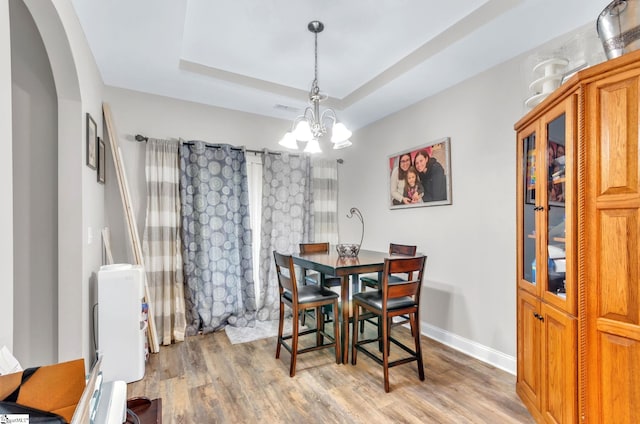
533, 312, 540, 319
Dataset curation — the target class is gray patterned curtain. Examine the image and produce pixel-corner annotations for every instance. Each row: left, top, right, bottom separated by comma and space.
257, 151, 313, 321
180, 142, 256, 335
142, 138, 186, 345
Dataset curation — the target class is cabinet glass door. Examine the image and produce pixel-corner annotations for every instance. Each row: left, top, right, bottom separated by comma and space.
521, 132, 536, 285
545, 114, 566, 298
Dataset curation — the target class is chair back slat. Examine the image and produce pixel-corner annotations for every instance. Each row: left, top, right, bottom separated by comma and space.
273, 251, 297, 294
387, 280, 420, 298
382, 256, 426, 302
388, 244, 418, 280
389, 243, 417, 256
299, 242, 330, 254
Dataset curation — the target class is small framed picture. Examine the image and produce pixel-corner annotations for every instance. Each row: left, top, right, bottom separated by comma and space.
97, 137, 105, 184
86, 113, 97, 169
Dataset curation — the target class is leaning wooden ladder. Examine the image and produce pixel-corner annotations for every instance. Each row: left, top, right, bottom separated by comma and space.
102, 103, 160, 353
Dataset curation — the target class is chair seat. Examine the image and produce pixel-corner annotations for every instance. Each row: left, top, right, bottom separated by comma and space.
284, 285, 339, 304
360, 274, 406, 286
305, 273, 342, 287
352, 291, 416, 311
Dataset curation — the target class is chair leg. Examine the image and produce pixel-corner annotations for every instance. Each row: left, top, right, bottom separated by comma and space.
276, 300, 284, 359
386, 317, 392, 354
332, 299, 341, 364
316, 306, 323, 346
382, 313, 391, 393
358, 282, 365, 334
359, 297, 377, 334
378, 316, 384, 352
351, 303, 360, 365
412, 313, 425, 381
290, 305, 299, 377
409, 315, 415, 337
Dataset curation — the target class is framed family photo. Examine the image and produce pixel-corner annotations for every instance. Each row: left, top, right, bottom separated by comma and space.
388, 137, 452, 209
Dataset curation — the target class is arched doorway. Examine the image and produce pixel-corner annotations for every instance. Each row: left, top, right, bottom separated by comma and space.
10, 0, 84, 366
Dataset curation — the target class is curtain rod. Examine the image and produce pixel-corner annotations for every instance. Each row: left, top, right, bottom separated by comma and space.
134, 134, 343, 163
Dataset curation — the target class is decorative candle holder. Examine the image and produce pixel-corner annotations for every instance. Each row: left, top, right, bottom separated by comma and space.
336, 207, 364, 257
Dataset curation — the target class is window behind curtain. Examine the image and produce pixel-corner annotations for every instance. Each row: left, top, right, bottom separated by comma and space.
246, 153, 263, 308
311, 158, 338, 244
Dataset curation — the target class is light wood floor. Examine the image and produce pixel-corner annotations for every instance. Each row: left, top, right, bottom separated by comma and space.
128, 323, 534, 423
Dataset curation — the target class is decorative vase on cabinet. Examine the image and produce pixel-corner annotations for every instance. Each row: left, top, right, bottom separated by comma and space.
515, 49, 640, 424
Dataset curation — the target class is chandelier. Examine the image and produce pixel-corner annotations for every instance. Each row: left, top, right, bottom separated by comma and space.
278, 21, 352, 154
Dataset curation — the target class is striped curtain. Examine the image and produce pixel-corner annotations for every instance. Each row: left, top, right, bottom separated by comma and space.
142, 139, 186, 345
311, 158, 339, 244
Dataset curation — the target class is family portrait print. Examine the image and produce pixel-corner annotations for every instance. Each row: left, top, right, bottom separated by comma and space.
547, 140, 565, 206
389, 137, 452, 209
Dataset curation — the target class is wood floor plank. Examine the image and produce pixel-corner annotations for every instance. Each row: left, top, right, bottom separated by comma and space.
128, 326, 533, 423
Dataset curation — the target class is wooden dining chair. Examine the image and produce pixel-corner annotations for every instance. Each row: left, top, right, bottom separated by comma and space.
360, 243, 417, 290
298, 242, 342, 326
273, 251, 341, 377
351, 255, 427, 392
299, 242, 342, 288
359, 243, 417, 333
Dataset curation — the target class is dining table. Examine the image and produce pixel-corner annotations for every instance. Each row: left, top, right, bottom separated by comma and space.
292, 247, 410, 364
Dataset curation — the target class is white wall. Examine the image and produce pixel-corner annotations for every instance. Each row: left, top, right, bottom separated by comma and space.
10, 0, 59, 366
0, 0, 14, 352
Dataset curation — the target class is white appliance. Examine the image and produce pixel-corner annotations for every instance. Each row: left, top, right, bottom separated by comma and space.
93, 380, 127, 424
98, 264, 146, 383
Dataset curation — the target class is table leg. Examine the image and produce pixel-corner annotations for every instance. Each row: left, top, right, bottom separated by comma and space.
341, 275, 349, 364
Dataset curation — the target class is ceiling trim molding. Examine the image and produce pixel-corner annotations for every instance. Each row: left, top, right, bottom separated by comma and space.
179, 58, 342, 110
339, 0, 522, 109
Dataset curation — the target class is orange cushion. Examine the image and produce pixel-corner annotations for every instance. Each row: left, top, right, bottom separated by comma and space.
0, 358, 85, 423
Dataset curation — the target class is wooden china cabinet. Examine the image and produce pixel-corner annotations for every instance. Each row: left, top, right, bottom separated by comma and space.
515, 49, 640, 424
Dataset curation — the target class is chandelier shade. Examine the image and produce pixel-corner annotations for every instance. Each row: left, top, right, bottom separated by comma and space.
293, 120, 313, 141
303, 138, 322, 154
278, 21, 352, 153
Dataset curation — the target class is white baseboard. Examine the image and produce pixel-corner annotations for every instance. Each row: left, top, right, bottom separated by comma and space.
420, 322, 516, 375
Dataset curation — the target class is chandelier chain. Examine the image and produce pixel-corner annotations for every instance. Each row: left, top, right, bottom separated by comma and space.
313, 29, 319, 95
